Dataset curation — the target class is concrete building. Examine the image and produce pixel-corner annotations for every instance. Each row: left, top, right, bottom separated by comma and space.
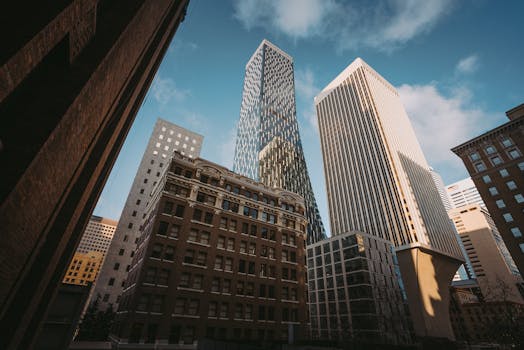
446, 177, 487, 210
94, 120, 202, 310
233, 39, 326, 244
430, 167, 452, 211
77, 216, 118, 255
315, 58, 464, 340
111, 152, 308, 348
307, 232, 411, 345
452, 103, 524, 276
0, 2, 189, 349
449, 204, 523, 303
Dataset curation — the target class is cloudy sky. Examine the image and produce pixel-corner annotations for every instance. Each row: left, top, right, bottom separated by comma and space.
94, 0, 524, 235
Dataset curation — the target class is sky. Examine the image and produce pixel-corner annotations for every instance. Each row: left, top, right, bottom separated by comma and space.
94, 0, 524, 236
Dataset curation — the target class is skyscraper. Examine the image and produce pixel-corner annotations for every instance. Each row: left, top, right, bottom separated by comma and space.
94, 119, 203, 310
446, 177, 487, 210
233, 39, 326, 244
315, 58, 464, 340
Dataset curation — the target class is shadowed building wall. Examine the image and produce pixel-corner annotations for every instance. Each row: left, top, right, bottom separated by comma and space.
0, 1, 189, 348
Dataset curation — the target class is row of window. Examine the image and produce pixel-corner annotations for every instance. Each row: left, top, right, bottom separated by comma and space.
488, 181, 519, 195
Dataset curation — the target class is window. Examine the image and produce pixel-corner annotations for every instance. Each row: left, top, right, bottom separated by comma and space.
508, 148, 521, 159
108, 278, 115, 286
489, 187, 499, 196
220, 303, 229, 318
193, 209, 202, 221
169, 224, 180, 239
119, 249, 125, 256
507, 181, 517, 190
498, 169, 510, 178
204, 212, 214, 224
145, 268, 157, 284
152, 296, 164, 313
240, 241, 247, 254
519, 162, 524, 171
174, 298, 185, 314
511, 227, 522, 238
220, 218, 227, 229
137, 295, 150, 311
188, 300, 199, 315
152, 244, 163, 258
223, 279, 231, 293
163, 201, 174, 214
157, 221, 169, 236
196, 251, 207, 266
469, 152, 480, 161
199, 231, 210, 245
227, 238, 235, 251
520, 243, 524, 253
503, 213, 514, 222
184, 250, 195, 264
490, 156, 502, 166
175, 205, 185, 217
515, 194, 524, 203
485, 145, 496, 154
208, 302, 218, 317
188, 229, 198, 242
475, 162, 487, 172
229, 219, 237, 231
158, 269, 169, 285
496, 200, 506, 208
164, 246, 175, 261
501, 138, 513, 148
215, 256, 223, 270
114, 263, 120, 270
211, 278, 220, 292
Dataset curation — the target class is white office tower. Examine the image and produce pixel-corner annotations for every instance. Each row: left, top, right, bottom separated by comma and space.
93, 119, 203, 310
315, 58, 465, 340
446, 177, 487, 210
430, 167, 452, 211
76, 215, 118, 256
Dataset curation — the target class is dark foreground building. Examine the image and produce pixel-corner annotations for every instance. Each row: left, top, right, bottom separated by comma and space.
452, 103, 524, 276
112, 152, 308, 348
0, 1, 189, 349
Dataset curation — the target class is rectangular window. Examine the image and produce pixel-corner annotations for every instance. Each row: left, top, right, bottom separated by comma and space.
490, 156, 502, 165
158, 269, 169, 285
220, 303, 229, 318
211, 278, 220, 292
520, 243, 524, 253
475, 162, 487, 172
515, 194, 524, 203
501, 138, 513, 148
227, 238, 235, 251
184, 250, 195, 264
188, 229, 198, 242
200, 231, 210, 245
163, 201, 174, 214
192, 209, 202, 221
220, 217, 227, 229
157, 221, 169, 236
482, 175, 491, 183
217, 236, 226, 249
208, 302, 218, 317
499, 169, 509, 177
169, 224, 180, 239
511, 227, 522, 238
508, 148, 521, 159
503, 213, 514, 222
229, 219, 237, 231
225, 257, 233, 272
485, 145, 496, 154
489, 187, 499, 196
174, 298, 185, 314
188, 300, 199, 315
519, 162, 524, 171
496, 199, 506, 208
196, 251, 207, 266
164, 246, 175, 261
215, 256, 224, 270
469, 152, 480, 161
507, 181, 517, 190
204, 212, 214, 224
175, 205, 185, 217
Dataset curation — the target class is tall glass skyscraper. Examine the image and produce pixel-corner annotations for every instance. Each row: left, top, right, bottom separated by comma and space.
233, 39, 326, 244
315, 58, 465, 340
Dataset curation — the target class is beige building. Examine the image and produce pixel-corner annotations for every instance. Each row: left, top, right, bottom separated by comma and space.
77, 215, 118, 256
449, 204, 523, 303
63, 251, 104, 286
315, 57, 464, 340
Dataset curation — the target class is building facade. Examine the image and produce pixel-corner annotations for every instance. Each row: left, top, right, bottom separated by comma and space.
94, 120, 203, 310
452, 104, 524, 276
307, 232, 411, 345
77, 215, 118, 255
315, 58, 464, 340
446, 177, 487, 210
63, 251, 104, 286
112, 153, 308, 348
233, 39, 326, 244
449, 204, 523, 303
0, 2, 190, 348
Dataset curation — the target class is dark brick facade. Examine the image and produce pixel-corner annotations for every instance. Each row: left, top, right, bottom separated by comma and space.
0, 1, 189, 348
111, 153, 309, 348
452, 104, 524, 277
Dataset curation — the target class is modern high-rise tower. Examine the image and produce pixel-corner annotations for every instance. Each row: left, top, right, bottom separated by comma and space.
233, 39, 326, 244
315, 58, 464, 340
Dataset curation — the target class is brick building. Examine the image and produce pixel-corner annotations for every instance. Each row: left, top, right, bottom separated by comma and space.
111, 153, 308, 348
0, 2, 189, 348
452, 103, 524, 276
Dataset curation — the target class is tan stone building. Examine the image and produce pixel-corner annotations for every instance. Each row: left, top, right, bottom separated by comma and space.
63, 251, 104, 287
111, 152, 308, 348
449, 204, 524, 303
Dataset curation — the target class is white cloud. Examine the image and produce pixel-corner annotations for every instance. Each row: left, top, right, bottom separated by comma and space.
151, 75, 188, 105
295, 68, 320, 131
233, 0, 453, 52
398, 83, 496, 180
456, 54, 479, 74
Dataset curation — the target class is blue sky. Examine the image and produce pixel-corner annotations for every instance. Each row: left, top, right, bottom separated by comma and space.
94, 0, 524, 235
